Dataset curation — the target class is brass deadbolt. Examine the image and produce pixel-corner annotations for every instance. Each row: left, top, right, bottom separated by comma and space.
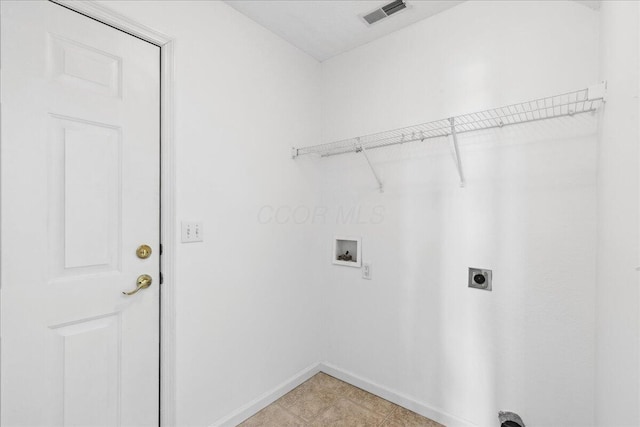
136, 244, 152, 259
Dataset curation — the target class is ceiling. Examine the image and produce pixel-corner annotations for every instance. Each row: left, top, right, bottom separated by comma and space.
225, 0, 601, 62
225, 0, 465, 61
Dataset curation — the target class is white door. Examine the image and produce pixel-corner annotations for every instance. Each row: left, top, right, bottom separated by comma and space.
0, 1, 160, 426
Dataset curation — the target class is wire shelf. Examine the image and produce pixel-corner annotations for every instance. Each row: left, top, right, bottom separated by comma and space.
292, 84, 606, 159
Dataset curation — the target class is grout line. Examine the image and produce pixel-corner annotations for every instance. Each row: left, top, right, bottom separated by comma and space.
313, 372, 400, 426
275, 403, 309, 426
378, 405, 399, 426
342, 393, 392, 422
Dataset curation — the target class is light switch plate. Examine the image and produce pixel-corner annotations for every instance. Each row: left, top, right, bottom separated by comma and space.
362, 262, 372, 280
181, 221, 203, 243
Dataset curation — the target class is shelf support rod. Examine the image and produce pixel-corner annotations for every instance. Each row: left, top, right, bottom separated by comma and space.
356, 138, 384, 193
449, 117, 465, 188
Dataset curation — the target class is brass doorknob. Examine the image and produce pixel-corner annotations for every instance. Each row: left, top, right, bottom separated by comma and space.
136, 244, 152, 259
122, 274, 152, 296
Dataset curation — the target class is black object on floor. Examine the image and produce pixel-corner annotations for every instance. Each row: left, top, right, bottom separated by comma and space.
499, 411, 525, 427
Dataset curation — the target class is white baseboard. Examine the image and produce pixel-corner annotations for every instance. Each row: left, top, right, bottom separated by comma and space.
318, 362, 478, 427
210, 363, 322, 427
211, 361, 477, 427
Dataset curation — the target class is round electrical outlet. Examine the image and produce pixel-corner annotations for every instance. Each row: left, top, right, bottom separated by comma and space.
468, 268, 492, 291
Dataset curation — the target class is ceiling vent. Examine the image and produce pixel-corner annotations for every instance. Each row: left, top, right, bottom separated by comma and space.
362, 0, 407, 25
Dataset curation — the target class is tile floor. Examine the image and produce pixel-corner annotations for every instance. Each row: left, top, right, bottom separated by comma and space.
238, 372, 444, 426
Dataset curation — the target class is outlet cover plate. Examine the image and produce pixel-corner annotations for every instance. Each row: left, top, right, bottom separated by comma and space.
362, 262, 372, 280
468, 267, 492, 291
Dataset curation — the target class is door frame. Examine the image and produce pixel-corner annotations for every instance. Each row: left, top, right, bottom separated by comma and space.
47, 1, 177, 425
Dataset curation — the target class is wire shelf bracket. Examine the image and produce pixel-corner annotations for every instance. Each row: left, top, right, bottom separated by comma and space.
291, 82, 607, 189
449, 117, 465, 188
356, 138, 384, 193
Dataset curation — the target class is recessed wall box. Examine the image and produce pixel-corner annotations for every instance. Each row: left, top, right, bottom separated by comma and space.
333, 237, 361, 267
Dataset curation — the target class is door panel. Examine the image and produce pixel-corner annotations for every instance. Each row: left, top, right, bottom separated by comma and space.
0, 2, 160, 426
50, 114, 121, 278
49, 34, 122, 98
49, 313, 121, 427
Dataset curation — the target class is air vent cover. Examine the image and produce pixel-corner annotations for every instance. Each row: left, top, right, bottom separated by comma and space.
362, 0, 407, 25
382, 0, 407, 16
363, 8, 388, 25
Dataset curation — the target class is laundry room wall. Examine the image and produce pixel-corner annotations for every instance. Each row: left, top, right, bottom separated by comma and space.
315, 1, 599, 426
97, 1, 324, 425
596, 1, 640, 426
90, 1, 640, 426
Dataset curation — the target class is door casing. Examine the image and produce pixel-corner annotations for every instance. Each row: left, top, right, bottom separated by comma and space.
42, 1, 177, 425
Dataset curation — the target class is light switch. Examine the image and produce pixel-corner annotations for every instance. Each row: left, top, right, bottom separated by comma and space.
181, 221, 203, 243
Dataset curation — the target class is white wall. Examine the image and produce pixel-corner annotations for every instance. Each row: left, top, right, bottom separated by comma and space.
316, 2, 599, 426
83, 2, 639, 426
596, 2, 640, 426
97, 1, 324, 425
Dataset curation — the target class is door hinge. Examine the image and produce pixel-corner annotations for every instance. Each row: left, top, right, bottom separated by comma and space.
159, 272, 164, 285
159, 244, 163, 255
